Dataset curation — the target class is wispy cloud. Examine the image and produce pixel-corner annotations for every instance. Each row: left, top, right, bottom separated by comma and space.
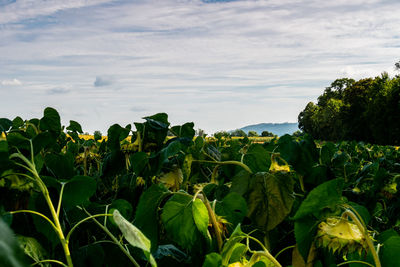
1, 79, 22, 86
48, 87, 70, 95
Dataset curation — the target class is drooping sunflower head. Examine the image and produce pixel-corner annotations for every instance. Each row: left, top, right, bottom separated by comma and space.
315, 217, 368, 255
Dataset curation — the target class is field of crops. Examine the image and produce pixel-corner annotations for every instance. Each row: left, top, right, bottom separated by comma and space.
1, 107, 400, 267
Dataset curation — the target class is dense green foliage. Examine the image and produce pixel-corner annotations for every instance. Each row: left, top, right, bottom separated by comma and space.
298, 74, 400, 145
0, 107, 400, 267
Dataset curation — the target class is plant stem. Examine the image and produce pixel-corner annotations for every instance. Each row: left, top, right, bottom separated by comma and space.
193, 160, 253, 174
9, 210, 57, 233
342, 210, 381, 267
32, 259, 69, 267
197, 193, 223, 252
66, 214, 112, 242
246, 236, 282, 267
337, 260, 375, 267
11, 150, 74, 267
81, 208, 140, 267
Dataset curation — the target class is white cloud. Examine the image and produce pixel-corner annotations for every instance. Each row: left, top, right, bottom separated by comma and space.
1, 79, 22, 86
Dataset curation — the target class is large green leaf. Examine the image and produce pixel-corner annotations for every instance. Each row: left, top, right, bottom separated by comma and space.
17, 235, 48, 265
171, 122, 195, 139
66, 120, 83, 133
107, 124, 129, 151
62, 175, 96, 209
39, 107, 61, 134
113, 210, 157, 267
293, 178, 344, 220
221, 224, 246, 265
32, 132, 57, 156
0, 218, 28, 267
202, 252, 222, 267
0, 118, 12, 132
161, 193, 209, 250
108, 199, 133, 226
381, 236, 400, 267
245, 172, 295, 231
215, 192, 247, 231
130, 152, 149, 175
294, 216, 318, 262
243, 144, 271, 173
135, 184, 171, 251
44, 152, 74, 180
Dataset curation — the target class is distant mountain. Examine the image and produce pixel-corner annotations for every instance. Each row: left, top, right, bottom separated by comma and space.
240, 122, 299, 136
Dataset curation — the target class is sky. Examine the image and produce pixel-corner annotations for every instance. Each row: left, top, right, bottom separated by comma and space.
1, 0, 400, 134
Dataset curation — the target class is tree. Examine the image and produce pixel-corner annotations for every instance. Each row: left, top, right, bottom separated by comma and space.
261, 130, 275, 137
298, 74, 400, 145
230, 129, 247, 137
93, 130, 102, 141
248, 131, 258, 137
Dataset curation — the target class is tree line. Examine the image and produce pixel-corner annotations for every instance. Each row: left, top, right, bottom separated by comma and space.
298, 71, 400, 145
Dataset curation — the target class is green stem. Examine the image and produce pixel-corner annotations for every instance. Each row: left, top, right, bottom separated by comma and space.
57, 183, 66, 218
211, 165, 219, 183
193, 160, 253, 174
10, 151, 74, 267
66, 214, 112, 242
197, 193, 223, 252
81, 208, 140, 267
274, 245, 296, 259
31, 259, 69, 267
246, 236, 282, 267
342, 210, 381, 267
337, 260, 375, 267
9, 210, 57, 233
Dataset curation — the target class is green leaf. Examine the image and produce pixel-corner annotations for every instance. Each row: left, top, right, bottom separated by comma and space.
228, 243, 247, 264
113, 210, 157, 267
107, 124, 129, 151
293, 178, 344, 220
108, 199, 133, 226
17, 235, 48, 265
0, 218, 28, 267
130, 152, 149, 175
161, 193, 209, 250
7, 132, 30, 150
192, 198, 211, 242
62, 175, 96, 209
12, 117, 24, 129
320, 142, 336, 165
44, 152, 75, 180
245, 172, 295, 231
135, 185, 171, 251
66, 120, 83, 133
171, 122, 195, 139
215, 192, 247, 231
348, 202, 371, 225
39, 107, 61, 134
294, 216, 318, 262
202, 252, 222, 267
381, 236, 400, 267
32, 132, 56, 155
378, 229, 399, 243
243, 144, 271, 173
221, 224, 246, 265
153, 244, 190, 263
159, 141, 182, 164
182, 154, 193, 182
0, 118, 12, 132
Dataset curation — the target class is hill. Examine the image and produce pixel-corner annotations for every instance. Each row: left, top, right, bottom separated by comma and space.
240, 122, 299, 136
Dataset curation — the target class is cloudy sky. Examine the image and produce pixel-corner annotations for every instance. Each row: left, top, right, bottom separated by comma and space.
1, 0, 399, 134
